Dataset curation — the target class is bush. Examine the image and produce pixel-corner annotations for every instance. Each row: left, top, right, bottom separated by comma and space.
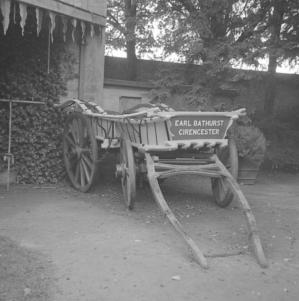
234, 124, 267, 167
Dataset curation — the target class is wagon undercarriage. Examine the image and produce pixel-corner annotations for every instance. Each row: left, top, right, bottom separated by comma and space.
59, 99, 268, 269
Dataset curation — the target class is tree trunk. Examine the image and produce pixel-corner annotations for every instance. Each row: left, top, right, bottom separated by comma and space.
263, 0, 285, 115
125, 0, 137, 80
126, 39, 137, 81
264, 54, 277, 115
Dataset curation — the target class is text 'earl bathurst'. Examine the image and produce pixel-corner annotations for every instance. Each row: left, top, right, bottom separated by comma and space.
174, 119, 225, 127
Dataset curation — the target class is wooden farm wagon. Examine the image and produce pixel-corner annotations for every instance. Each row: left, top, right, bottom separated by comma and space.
60, 99, 268, 269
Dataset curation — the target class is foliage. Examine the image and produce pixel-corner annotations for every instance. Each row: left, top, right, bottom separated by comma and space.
153, 0, 299, 67
154, 1, 251, 63
146, 1, 259, 109
149, 65, 243, 111
106, 0, 299, 78
0, 17, 67, 184
149, 68, 187, 104
260, 0, 299, 67
0, 104, 65, 184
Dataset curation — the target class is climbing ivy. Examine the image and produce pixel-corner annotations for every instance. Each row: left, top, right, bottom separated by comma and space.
0, 22, 68, 184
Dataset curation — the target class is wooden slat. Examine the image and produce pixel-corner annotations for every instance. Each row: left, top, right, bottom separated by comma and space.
147, 123, 157, 145
157, 170, 222, 179
155, 162, 219, 171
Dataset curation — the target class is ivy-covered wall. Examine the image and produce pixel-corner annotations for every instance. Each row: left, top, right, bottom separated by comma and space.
0, 14, 70, 183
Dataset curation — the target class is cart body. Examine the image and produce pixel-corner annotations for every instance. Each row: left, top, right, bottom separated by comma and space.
60, 99, 267, 269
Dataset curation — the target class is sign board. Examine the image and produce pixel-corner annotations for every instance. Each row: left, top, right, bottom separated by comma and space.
169, 115, 230, 140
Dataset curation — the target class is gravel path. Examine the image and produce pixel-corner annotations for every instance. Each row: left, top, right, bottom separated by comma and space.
0, 170, 299, 301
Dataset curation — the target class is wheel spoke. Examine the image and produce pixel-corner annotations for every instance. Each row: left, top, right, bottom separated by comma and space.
82, 154, 93, 169
65, 134, 76, 148
81, 158, 91, 183
120, 139, 136, 209
79, 162, 85, 186
74, 119, 82, 144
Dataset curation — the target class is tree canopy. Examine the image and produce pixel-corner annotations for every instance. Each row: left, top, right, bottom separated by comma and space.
106, 0, 299, 68
105, 0, 299, 92
152, 0, 299, 113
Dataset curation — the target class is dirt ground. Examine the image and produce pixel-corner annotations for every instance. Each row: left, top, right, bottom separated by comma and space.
0, 161, 299, 301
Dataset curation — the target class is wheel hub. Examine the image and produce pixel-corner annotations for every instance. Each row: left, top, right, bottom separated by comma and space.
115, 163, 127, 178
74, 146, 83, 157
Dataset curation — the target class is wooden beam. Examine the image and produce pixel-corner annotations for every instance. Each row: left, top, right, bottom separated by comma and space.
157, 170, 222, 179
19, 0, 106, 26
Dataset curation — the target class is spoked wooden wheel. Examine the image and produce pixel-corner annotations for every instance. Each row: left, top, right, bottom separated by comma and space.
120, 139, 136, 210
212, 138, 238, 207
63, 112, 98, 192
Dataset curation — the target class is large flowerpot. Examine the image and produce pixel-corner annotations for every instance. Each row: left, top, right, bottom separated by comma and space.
237, 157, 260, 185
